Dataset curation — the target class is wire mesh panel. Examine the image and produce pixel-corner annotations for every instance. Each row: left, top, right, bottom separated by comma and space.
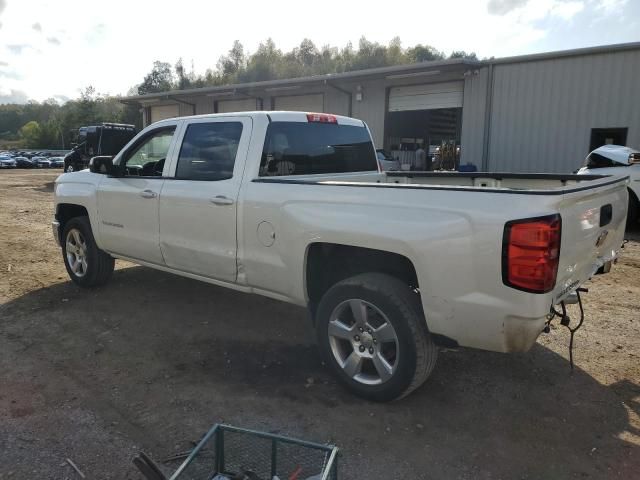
169, 424, 338, 480
274, 439, 336, 480
169, 428, 219, 480
220, 429, 274, 479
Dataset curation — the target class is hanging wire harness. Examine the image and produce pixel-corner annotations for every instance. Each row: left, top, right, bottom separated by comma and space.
546, 287, 588, 370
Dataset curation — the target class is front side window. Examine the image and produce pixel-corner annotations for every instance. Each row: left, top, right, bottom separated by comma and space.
123, 127, 175, 176
260, 122, 377, 176
176, 122, 243, 181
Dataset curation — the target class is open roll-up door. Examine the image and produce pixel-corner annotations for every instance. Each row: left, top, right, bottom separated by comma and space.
274, 94, 324, 112
217, 98, 258, 113
388, 82, 463, 112
151, 104, 180, 123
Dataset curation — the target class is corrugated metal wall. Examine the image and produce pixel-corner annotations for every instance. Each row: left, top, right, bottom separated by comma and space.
460, 69, 489, 166
217, 98, 258, 113
194, 97, 214, 115
178, 103, 194, 116
150, 104, 180, 123
350, 79, 387, 147
273, 93, 324, 112
325, 89, 350, 116
486, 49, 640, 173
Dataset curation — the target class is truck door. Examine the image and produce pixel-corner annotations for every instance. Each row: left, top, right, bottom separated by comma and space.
158, 116, 252, 282
97, 123, 179, 264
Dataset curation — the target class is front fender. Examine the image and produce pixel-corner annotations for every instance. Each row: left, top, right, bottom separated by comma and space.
54, 172, 104, 248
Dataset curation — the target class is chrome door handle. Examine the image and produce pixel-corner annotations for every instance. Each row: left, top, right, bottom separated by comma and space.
140, 189, 157, 199
210, 195, 234, 206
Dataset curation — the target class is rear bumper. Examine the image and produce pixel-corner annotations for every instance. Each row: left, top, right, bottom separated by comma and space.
52, 220, 60, 246
502, 314, 547, 352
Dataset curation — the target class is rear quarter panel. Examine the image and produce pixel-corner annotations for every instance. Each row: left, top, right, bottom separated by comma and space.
240, 180, 565, 352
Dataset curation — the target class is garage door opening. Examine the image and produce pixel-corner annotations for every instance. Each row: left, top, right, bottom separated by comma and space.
384, 82, 463, 171
273, 94, 324, 112
150, 104, 180, 123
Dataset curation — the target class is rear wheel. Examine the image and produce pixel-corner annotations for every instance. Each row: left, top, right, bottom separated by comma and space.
316, 273, 437, 401
62, 217, 114, 287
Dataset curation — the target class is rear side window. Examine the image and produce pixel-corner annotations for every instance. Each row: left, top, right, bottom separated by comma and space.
176, 122, 243, 181
260, 122, 376, 176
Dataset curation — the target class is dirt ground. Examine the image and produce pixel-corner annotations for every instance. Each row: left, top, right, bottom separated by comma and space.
1, 169, 638, 480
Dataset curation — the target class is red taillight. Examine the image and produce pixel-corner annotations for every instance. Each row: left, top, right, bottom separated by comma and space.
502, 215, 561, 293
306, 113, 337, 124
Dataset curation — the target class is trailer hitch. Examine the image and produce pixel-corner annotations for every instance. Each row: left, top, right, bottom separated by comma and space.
547, 287, 588, 370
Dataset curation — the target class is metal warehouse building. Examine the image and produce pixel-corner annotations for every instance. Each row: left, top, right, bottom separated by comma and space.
122, 42, 640, 173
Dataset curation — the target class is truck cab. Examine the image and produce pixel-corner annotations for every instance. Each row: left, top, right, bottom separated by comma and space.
64, 123, 137, 172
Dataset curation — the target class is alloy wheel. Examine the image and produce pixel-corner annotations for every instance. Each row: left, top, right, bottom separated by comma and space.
65, 228, 88, 277
328, 299, 400, 385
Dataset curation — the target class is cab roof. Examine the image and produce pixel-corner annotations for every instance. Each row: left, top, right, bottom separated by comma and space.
591, 144, 640, 165
153, 111, 366, 127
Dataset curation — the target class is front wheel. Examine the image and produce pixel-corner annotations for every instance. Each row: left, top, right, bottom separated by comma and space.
316, 273, 437, 401
62, 216, 114, 287
64, 163, 75, 173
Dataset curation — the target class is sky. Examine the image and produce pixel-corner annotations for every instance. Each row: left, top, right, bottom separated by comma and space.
0, 0, 638, 104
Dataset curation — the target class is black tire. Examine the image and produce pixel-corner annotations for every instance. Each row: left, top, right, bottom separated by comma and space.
627, 191, 639, 230
316, 273, 437, 402
61, 216, 114, 288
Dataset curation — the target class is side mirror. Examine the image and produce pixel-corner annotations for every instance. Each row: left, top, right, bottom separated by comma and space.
89, 156, 117, 175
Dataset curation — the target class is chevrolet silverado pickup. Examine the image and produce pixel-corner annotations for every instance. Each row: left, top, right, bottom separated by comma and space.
578, 144, 640, 227
52, 111, 629, 401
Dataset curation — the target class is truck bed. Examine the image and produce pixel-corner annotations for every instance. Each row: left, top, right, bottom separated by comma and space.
256, 171, 629, 194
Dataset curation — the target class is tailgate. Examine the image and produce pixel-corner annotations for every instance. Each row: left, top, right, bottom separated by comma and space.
552, 176, 629, 303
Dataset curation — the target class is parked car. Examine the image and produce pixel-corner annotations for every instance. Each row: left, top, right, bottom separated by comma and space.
0, 155, 17, 168
14, 156, 35, 168
49, 157, 65, 168
52, 111, 628, 401
33, 156, 51, 168
376, 149, 400, 171
577, 144, 640, 227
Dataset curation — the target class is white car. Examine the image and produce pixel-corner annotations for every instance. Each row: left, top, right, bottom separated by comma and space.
376, 149, 400, 171
52, 111, 628, 401
578, 145, 640, 227
0, 155, 17, 168
32, 156, 52, 168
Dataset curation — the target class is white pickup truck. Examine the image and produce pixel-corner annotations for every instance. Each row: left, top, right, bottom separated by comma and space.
53, 111, 629, 401
578, 144, 640, 227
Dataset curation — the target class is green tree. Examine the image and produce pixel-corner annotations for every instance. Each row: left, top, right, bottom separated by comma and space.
296, 38, 319, 68
240, 38, 282, 82
449, 50, 478, 60
175, 58, 193, 90
19, 120, 42, 147
132, 37, 476, 94
407, 44, 444, 63
217, 40, 246, 79
138, 61, 175, 95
